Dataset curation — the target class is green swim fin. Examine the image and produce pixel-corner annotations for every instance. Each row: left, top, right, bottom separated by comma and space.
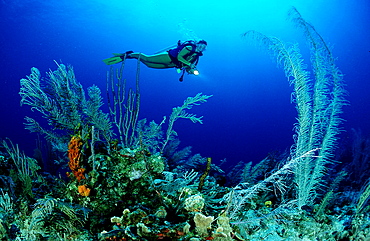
102, 53, 125, 65
103, 51, 134, 65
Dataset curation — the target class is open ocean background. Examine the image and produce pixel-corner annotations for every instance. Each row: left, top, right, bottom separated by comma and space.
1, 0, 369, 168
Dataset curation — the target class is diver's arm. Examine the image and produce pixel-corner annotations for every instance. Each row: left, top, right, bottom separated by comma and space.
177, 47, 194, 67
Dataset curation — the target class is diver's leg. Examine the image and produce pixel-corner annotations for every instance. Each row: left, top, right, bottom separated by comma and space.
130, 53, 176, 69
139, 62, 171, 68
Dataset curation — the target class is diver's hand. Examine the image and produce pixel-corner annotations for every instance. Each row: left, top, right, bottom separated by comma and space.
185, 67, 199, 75
185, 67, 193, 74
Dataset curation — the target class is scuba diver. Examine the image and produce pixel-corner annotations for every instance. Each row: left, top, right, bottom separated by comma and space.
103, 40, 207, 82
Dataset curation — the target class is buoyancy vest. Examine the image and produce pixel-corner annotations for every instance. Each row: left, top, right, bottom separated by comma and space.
168, 40, 203, 68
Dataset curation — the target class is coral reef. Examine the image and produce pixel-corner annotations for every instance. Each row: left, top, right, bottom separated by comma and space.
1, 7, 370, 241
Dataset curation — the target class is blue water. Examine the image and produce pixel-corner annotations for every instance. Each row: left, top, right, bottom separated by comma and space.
1, 0, 369, 166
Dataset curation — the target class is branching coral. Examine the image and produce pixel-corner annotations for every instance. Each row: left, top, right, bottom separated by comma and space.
242, 7, 347, 210
2, 139, 41, 198
161, 93, 213, 152
19, 62, 113, 153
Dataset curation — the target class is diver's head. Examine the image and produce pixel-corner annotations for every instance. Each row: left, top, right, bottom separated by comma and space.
196, 40, 207, 52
